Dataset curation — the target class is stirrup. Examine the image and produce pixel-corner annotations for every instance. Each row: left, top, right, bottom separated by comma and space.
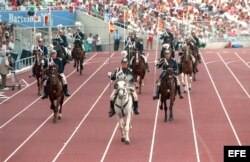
179, 94, 184, 99
153, 95, 159, 100
108, 111, 116, 117
41, 95, 48, 99
134, 109, 140, 115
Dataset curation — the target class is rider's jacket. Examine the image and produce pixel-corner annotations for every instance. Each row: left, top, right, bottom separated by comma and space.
111, 67, 134, 85
156, 58, 179, 76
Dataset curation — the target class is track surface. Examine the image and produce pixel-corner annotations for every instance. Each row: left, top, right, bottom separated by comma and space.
0, 49, 250, 162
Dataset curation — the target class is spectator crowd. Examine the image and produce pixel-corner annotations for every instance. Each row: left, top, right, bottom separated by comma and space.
1, 0, 250, 45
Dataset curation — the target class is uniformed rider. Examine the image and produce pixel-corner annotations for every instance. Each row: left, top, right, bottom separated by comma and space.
153, 50, 184, 100
108, 57, 140, 117
42, 50, 70, 99
30, 38, 49, 77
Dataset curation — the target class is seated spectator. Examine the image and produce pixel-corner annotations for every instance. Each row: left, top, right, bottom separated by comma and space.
27, 1, 35, 16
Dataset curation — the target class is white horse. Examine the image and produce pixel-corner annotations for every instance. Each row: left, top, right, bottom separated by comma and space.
114, 79, 133, 145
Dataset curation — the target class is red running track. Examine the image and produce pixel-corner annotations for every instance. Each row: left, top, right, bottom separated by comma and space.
0, 49, 250, 162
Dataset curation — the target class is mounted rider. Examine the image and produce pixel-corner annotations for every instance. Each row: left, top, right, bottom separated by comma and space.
108, 57, 140, 117
73, 28, 84, 41
128, 37, 150, 72
57, 30, 70, 58
160, 28, 175, 58
42, 50, 70, 99
29, 38, 49, 77
188, 32, 202, 63
153, 50, 184, 100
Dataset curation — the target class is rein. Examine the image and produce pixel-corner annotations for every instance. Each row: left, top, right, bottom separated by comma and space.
115, 88, 129, 117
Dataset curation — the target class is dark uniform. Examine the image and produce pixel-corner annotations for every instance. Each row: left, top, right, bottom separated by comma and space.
108, 57, 140, 117
160, 29, 175, 58
58, 34, 68, 48
153, 51, 184, 100
73, 31, 84, 41
42, 50, 70, 99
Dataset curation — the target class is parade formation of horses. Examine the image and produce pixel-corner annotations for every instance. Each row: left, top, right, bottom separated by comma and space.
114, 78, 133, 144
159, 68, 176, 122
46, 64, 64, 123
180, 46, 193, 93
72, 39, 85, 75
32, 49, 45, 95
130, 51, 146, 94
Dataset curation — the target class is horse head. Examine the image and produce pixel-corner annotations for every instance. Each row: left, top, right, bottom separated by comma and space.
48, 64, 59, 86
33, 49, 43, 66
116, 79, 128, 99
74, 39, 82, 48
161, 68, 175, 91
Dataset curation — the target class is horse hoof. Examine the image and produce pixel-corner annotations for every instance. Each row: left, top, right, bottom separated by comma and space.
53, 118, 57, 123
159, 106, 163, 110
125, 140, 130, 145
58, 115, 62, 120
121, 137, 125, 142
164, 118, 168, 122
169, 117, 174, 121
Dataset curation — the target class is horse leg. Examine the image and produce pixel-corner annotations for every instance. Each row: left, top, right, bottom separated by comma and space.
58, 96, 64, 120
76, 59, 79, 72
181, 73, 185, 86
159, 101, 163, 110
169, 99, 174, 121
139, 77, 142, 94
37, 77, 41, 96
164, 101, 168, 122
124, 114, 131, 145
73, 59, 76, 67
53, 100, 59, 123
193, 70, 196, 81
80, 59, 83, 75
189, 75, 192, 91
119, 118, 126, 142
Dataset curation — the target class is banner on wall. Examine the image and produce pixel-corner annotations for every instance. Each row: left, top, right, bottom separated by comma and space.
0, 10, 76, 28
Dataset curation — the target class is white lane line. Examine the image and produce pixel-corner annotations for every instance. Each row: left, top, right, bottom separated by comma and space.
21, 79, 29, 86
234, 52, 250, 69
205, 60, 221, 65
53, 83, 111, 162
3, 53, 115, 162
226, 60, 240, 65
217, 53, 250, 99
0, 53, 98, 129
100, 123, 119, 162
0, 80, 36, 104
0, 53, 99, 105
201, 53, 242, 145
186, 83, 200, 162
148, 100, 160, 162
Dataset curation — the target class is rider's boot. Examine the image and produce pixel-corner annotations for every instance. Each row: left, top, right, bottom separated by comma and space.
153, 86, 160, 100
177, 85, 184, 99
108, 101, 116, 117
133, 101, 140, 115
42, 86, 48, 99
63, 85, 71, 97
146, 63, 150, 73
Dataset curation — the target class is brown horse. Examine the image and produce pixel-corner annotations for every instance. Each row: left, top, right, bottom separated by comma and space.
185, 37, 199, 80
159, 68, 176, 122
130, 51, 146, 94
72, 39, 85, 75
180, 47, 193, 93
46, 64, 64, 123
33, 49, 45, 95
